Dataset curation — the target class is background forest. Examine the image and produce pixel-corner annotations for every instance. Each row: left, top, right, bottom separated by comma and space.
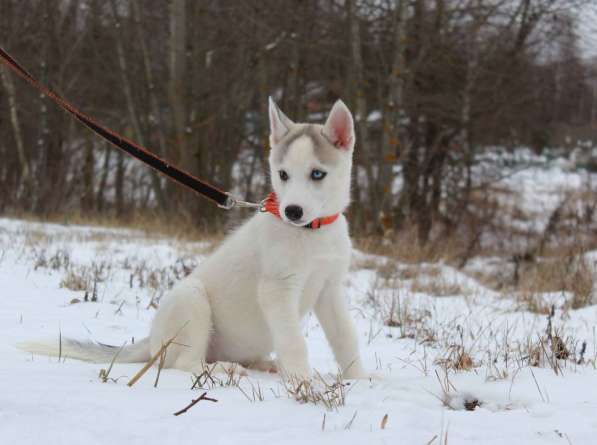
1, 0, 596, 249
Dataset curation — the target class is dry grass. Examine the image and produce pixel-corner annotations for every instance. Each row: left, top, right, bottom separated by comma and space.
435, 345, 475, 371
188, 363, 352, 408
357, 256, 465, 300
511, 309, 589, 375
394, 265, 441, 281
57, 262, 111, 296
6, 208, 225, 243
354, 227, 464, 265
281, 372, 352, 411
396, 265, 423, 280
128, 258, 195, 292
33, 248, 71, 271
411, 277, 470, 298
515, 292, 552, 315
98, 343, 127, 383
516, 254, 595, 310
191, 362, 246, 391
379, 292, 437, 344
60, 269, 88, 292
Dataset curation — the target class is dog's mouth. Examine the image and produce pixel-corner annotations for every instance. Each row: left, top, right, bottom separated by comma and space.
289, 220, 310, 227
284, 218, 309, 227
281, 214, 320, 228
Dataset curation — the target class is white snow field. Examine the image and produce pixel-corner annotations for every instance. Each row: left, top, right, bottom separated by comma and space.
1, 215, 597, 445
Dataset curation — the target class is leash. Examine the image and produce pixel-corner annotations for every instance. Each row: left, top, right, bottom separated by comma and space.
0, 47, 339, 229
0, 46, 256, 211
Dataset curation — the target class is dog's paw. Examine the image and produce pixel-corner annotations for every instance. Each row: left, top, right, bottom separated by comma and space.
246, 359, 278, 374
210, 361, 249, 377
279, 364, 312, 383
342, 368, 383, 381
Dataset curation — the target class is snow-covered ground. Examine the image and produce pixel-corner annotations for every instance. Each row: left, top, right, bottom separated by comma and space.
1, 217, 597, 445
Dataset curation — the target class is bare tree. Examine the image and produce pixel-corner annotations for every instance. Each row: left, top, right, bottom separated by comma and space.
0, 0, 592, 240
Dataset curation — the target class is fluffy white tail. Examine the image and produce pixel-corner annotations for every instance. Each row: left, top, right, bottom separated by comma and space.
18, 337, 151, 363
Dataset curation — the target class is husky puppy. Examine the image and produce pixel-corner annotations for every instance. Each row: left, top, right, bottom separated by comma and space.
21, 99, 367, 380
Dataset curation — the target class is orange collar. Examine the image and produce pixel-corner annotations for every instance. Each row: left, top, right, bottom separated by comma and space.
262, 192, 340, 230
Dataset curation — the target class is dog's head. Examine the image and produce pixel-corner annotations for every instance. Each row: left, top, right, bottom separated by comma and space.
268, 98, 355, 226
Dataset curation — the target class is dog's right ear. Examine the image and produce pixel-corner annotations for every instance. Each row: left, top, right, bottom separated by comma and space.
269, 97, 294, 146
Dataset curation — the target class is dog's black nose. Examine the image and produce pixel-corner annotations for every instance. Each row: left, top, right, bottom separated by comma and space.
284, 205, 303, 222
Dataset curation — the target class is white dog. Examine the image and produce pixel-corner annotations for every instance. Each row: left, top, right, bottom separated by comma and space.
21, 98, 367, 380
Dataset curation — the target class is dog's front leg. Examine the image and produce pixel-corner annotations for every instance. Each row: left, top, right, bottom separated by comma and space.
258, 278, 311, 380
315, 280, 367, 379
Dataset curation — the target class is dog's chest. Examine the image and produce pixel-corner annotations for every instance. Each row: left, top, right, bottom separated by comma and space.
258, 215, 350, 314
299, 267, 329, 315
294, 232, 349, 315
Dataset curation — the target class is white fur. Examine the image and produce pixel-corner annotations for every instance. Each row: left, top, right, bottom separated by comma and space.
20, 100, 367, 380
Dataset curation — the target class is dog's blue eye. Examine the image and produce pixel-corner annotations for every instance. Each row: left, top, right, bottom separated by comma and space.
310, 169, 327, 181
279, 170, 289, 181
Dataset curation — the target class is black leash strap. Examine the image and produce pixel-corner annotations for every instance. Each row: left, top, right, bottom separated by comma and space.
0, 46, 235, 209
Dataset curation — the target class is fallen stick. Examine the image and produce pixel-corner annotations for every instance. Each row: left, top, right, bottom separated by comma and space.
173, 392, 218, 416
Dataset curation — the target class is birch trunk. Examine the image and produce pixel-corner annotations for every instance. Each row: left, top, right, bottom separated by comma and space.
96, 143, 112, 213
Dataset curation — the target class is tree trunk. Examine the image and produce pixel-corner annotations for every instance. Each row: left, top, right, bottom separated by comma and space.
0, 67, 31, 196
169, 0, 190, 209
109, 0, 167, 211
348, 0, 378, 231
131, 0, 170, 211
115, 151, 125, 217
81, 138, 95, 213
459, 2, 481, 212
590, 80, 597, 125
96, 143, 111, 213
381, 0, 408, 229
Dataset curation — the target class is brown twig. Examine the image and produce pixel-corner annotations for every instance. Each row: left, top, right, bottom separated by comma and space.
380, 413, 389, 429
127, 339, 171, 387
153, 347, 167, 388
127, 321, 189, 387
173, 392, 218, 416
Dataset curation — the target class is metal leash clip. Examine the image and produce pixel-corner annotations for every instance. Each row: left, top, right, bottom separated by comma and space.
219, 194, 266, 211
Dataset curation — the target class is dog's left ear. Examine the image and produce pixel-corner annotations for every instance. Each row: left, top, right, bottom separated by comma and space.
322, 100, 355, 151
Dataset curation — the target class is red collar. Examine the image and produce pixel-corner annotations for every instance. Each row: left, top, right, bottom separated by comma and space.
261, 192, 340, 230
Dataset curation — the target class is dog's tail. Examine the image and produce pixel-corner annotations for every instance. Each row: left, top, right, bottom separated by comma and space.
17, 337, 151, 363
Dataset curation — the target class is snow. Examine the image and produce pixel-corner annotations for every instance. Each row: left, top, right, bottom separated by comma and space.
366, 110, 382, 123
1, 217, 597, 444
